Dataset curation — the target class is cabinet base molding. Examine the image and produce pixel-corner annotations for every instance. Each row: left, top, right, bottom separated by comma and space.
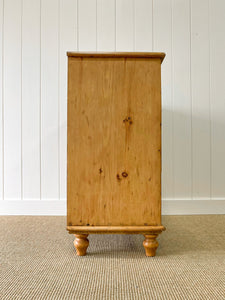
68, 226, 165, 256
67, 225, 165, 234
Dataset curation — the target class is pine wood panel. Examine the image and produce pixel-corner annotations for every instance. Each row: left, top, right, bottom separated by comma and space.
67, 54, 163, 226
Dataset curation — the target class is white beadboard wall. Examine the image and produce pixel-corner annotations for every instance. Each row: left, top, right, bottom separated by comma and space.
0, 0, 225, 215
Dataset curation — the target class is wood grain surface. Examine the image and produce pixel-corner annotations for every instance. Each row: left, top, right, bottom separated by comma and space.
67, 55, 162, 227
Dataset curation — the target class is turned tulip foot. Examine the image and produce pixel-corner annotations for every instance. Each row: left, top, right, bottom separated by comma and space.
143, 233, 159, 257
74, 234, 89, 256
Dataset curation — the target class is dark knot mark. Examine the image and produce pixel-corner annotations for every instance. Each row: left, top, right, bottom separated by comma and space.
116, 174, 121, 181
99, 168, 103, 174
117, 172, 128, 181
123, 116, 133, 125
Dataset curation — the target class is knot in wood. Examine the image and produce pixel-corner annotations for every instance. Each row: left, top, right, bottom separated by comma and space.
123, 116, 133, 125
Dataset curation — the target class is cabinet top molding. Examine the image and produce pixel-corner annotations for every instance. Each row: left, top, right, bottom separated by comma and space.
67, 52, 165, 61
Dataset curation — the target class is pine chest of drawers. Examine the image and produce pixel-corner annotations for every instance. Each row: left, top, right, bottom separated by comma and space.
67, 52, 166, 256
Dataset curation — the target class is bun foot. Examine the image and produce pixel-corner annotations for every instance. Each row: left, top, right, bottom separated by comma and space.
143, 234, 159, 257
74, 234, 89, 256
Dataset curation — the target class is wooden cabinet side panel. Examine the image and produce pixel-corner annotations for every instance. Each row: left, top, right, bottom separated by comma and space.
67, 57, 162, 226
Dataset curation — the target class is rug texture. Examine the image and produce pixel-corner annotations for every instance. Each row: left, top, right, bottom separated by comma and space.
0, 215, 224, 299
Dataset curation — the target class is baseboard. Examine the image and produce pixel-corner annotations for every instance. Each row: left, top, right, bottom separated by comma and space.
0, 199, 224, 215
162, 199, 225, 215
0, 200, 67, 215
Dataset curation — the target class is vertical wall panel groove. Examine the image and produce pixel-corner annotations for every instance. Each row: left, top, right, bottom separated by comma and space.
97, 0, 115, 51
0, 0, 3, 200
114, 0, 116, 51
39, 0, 42, 199
21, 0, 23, 200
210, 0, 225, 199
171, 0, 174, 200
22, 0, 41, 200
116, 0, 134, 51
95, 0, 97, 50
191, 0, 211, 199
3, 0, 22, 200
59, 0, 77, 201
78, 0, 97, 51
152, 0, 154, 50
208, 0, 212, 200
154, 0, 174, 200
134, 0, 153, 51
41, 0, 59, 200
58, 0, 60, 201
190, 0, 193, 200
77, 0, 79, 51
172, 0, 192, 199
133, 0, 135, 51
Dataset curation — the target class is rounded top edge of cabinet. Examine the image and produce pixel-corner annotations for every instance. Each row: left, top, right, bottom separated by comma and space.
67, 52, 165, 62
